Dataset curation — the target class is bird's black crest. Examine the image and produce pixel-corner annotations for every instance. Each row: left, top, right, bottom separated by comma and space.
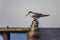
28, 11, 33, 13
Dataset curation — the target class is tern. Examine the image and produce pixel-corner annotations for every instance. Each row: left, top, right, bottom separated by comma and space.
26, 11, 49, 20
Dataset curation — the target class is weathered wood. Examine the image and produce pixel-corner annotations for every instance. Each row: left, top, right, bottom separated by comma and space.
28, 19, 40, 40
0, 32, 10, 40
0, 27, 30, 40
0, 28, 30, 32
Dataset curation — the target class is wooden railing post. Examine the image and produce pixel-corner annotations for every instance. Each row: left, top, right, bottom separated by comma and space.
2, 32, 10, 40
28, 19, 40, 40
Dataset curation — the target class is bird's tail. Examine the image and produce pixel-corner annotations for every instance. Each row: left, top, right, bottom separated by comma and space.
42, 14, 50, 17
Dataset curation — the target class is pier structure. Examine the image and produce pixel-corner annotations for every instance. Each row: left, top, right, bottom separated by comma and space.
0, 27, 29, 40
0, 19, 40, 40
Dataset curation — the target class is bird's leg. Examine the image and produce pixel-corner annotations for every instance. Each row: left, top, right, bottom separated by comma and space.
33, 18, 37, 21
31, 18, 39, 28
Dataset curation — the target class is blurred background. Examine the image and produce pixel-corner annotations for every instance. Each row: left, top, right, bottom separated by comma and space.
0, 0, 60, 28
0, 28, 60, 40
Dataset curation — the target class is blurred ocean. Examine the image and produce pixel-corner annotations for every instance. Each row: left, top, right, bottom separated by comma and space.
0, 28, 60, 40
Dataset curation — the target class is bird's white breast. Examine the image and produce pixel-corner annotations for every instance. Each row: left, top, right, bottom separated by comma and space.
29, 13, 36, 17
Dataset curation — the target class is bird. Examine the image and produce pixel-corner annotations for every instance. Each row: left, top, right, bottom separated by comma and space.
26, 11, 49, 20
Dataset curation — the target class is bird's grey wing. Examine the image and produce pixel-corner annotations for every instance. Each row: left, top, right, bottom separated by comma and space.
33, 13, 42, 18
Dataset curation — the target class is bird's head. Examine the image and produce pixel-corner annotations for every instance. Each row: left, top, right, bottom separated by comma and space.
26, 11, 33, 16
28, 11, 33, 13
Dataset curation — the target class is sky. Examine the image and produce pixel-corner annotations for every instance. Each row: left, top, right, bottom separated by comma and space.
0, 0, 60, 28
